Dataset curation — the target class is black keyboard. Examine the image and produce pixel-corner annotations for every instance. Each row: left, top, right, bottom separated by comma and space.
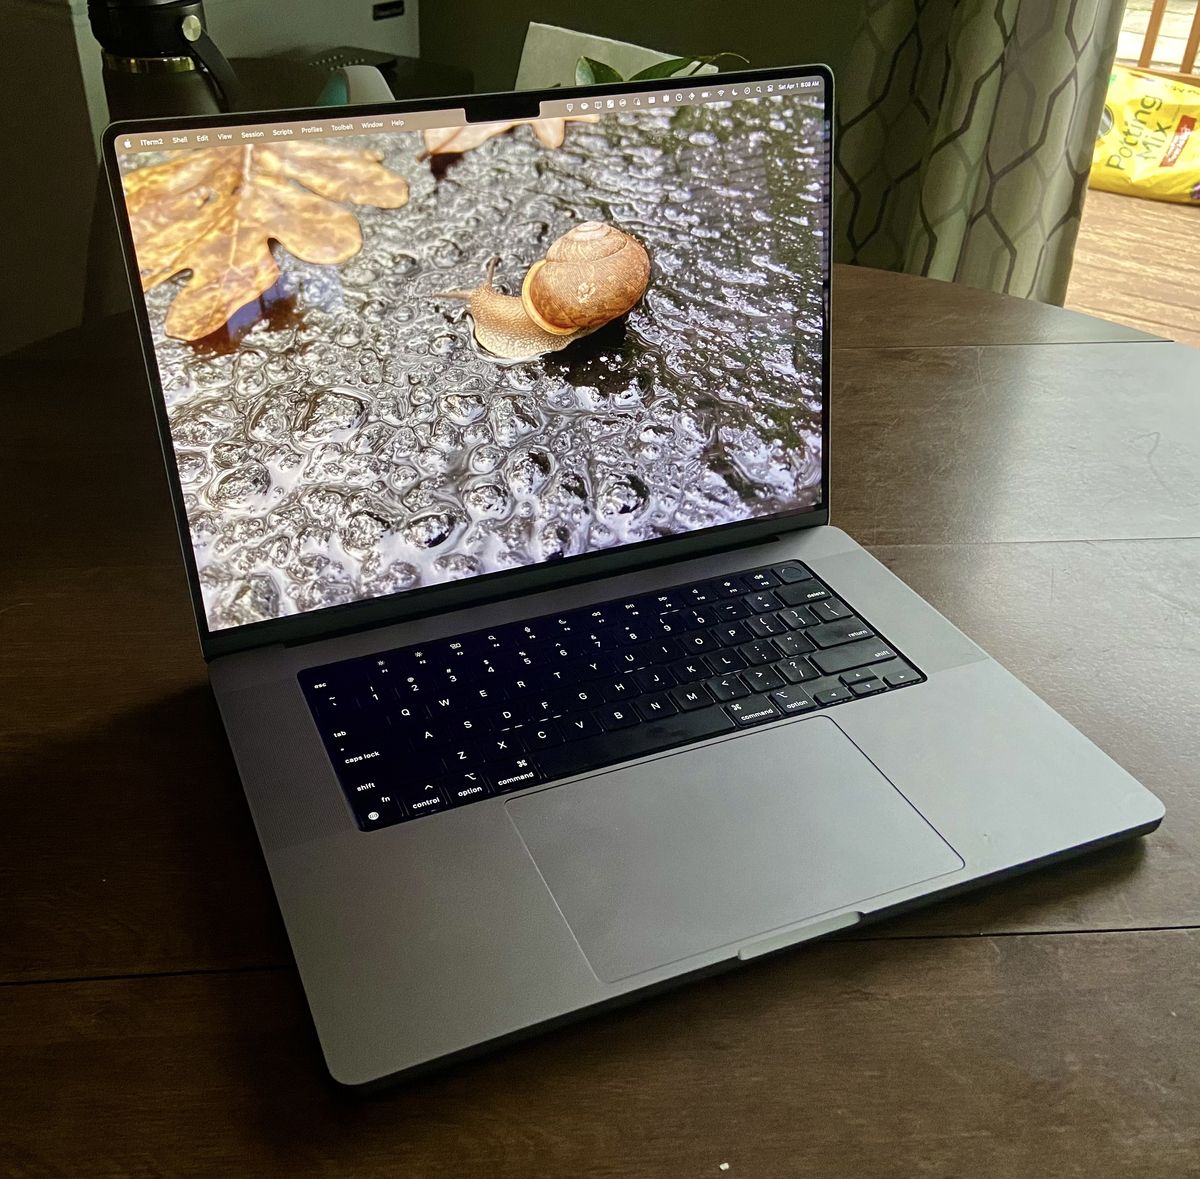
299, 561, 925, 831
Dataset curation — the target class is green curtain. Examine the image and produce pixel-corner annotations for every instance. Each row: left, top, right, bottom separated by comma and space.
834, 0, 1127, 304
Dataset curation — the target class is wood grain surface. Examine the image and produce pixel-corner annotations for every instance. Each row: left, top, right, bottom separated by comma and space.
1067, 187, 1200, 349
1, 265, 1196, 1177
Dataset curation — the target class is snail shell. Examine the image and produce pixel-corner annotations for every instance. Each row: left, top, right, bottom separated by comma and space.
432, 222, 650, 361
520, 221, 651, 335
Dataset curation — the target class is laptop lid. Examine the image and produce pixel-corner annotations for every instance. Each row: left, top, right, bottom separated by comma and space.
103, 64, 833, 659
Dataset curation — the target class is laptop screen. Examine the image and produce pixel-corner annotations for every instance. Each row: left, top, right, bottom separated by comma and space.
111, 71, 830, 633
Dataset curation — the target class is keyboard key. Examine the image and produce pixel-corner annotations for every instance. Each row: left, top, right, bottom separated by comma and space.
810, 639, 898, 676
670, 683, 713, 711
564, 684, 603, 710
707, 649, 747, 674
745, 613, 786, 638
598, 704, 639, 730
778, 606, 819, 630
743, 666, 785, 693
560, 711, 606, 740
483, 732, 521, 756
536, 706, 736, 780
651, 614, 687, 637
635, 693, 679, 721
725, 696, 781, 726
443, 740, 482, 767
578, 655, 617, 679
486, 704, 523, 729
850, 679, 885, 697
670, 658, 709, 683
706, 674, 749, 702
745, 570, 781, 590
778, 581, 831, 606
521, 720, 564, 749
358, 799, 404, 829
738, 639, 780, 666
601, 675, 638, 701
399, 778, 451, 817
839, 667, 881, 686
811, 598, 852, 623
773, 564, 812, 583
744, 591, 782, 613
711, 576, 748, 597
491, 755, 543, 793
444, 771, 494, 805
680, 630, 721, 654
814, 685, 853, 706
774, 632, 814, 657
713, 601, 748, 621
634, 666, 675, 692
807, 617, 875, 648
778, 657, 818, 683
614, 646, 652, 670
883, 663, 922, 687
770, 684, 817, 714
713, 622, 752, 646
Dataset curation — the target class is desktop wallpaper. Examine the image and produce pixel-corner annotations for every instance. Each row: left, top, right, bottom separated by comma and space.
117, 92, 828, 630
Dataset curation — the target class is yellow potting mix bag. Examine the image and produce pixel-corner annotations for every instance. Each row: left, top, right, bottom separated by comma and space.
1090, 65, 1200, 203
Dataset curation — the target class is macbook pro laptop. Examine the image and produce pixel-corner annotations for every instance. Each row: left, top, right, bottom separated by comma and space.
103, 63, 1164, 1087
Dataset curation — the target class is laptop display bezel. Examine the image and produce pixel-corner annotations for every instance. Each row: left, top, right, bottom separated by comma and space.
102, 62, 834, 659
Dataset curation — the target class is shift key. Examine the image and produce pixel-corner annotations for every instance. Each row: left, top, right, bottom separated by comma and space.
810, 638, 898, 676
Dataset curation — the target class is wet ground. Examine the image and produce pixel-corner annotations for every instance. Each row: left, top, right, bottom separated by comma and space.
136, 95, 828, 629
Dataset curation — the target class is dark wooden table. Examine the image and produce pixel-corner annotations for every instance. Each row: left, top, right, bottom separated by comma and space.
3, 266, 1198, 1178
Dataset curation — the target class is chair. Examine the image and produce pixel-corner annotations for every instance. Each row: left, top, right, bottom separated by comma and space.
1138, 0, 1200, 83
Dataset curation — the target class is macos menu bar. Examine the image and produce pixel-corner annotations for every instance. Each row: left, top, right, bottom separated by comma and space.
115, 74, 825, 155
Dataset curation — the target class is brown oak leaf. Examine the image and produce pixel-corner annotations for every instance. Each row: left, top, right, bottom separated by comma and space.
123, 141, 409, 341
418, 115, 600, 160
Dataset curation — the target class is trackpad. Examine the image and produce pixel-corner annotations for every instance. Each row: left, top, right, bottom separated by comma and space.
506, 717, 962, 982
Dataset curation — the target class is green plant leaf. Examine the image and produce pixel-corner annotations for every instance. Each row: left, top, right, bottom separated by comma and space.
575, 56, 626, 86
629, 51, 750, 82
629, 57, 701, 81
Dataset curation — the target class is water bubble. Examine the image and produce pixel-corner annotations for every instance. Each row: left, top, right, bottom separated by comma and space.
536, 520, 575, 559
431, 238, 465, 268
341, 510, 390, 554
596, 473, 649, 519
464, 480, 514, 518
176, 452, 207, 484
433, 553, 480, 579
506, 447, 554, 496
468, 444, 504, 473
295, 575, 357, 612
441, 393, 485, 425
400, 509, 461, 549
429, 331, 458, 356
369, 560, 419, 594
210, 463, 270, 506
300, 387, 366, 437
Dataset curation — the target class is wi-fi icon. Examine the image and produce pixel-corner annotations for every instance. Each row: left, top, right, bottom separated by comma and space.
717, 89, 725, 96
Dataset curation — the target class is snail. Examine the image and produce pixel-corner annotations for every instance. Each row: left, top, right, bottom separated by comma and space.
433, 221, 650, 361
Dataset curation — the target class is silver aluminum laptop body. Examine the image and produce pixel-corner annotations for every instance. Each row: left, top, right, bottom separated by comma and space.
104, 65, 1163, 1087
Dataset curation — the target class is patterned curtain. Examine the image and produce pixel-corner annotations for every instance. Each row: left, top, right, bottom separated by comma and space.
834, 0, 1127, 304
